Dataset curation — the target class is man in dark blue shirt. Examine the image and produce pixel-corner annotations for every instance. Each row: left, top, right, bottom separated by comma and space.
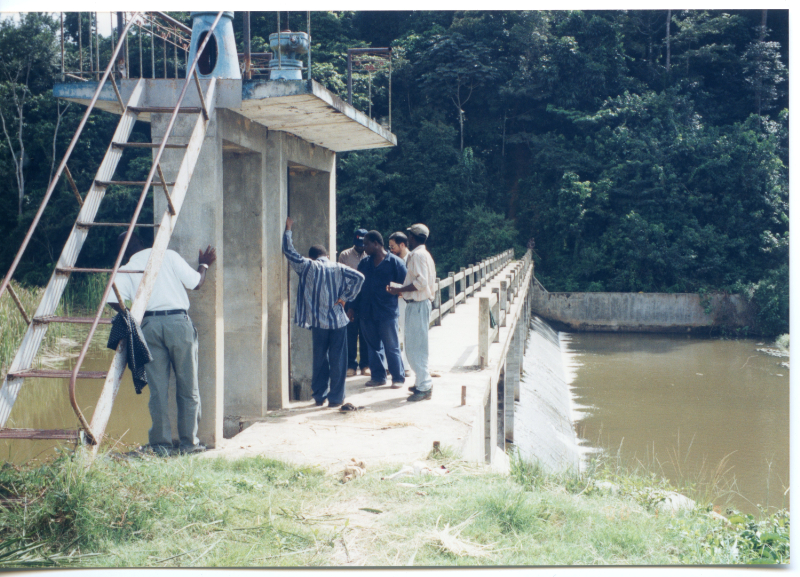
347, 230, 407, 388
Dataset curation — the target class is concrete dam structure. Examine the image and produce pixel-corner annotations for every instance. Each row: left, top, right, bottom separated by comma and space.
514, 315, 582, 473
531, 278, 751, 333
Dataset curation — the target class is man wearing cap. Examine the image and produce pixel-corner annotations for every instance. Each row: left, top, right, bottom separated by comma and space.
387, 224, 436, 402
338, 229, 370, 377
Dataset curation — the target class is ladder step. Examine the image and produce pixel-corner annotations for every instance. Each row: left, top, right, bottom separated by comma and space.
77, 222, 159, 228
32, 316, 113, 325
0, 428, 82, 440
8, 369, 108, 379
56, 267, 144, 274
128, 106, 202, 114
96, 180, 176, 187
112, 142, 188, 149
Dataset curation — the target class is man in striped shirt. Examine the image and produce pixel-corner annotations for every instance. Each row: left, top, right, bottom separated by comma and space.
283, 218, 365, 408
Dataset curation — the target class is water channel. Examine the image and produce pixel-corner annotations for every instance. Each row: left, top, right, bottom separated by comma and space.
1, 348, 150, 464
519, 324, 789, 516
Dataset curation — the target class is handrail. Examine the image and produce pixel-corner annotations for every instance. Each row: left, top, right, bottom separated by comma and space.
68, 11, 226, 444
430, 248, 514, 327
478, 250, 533, 368
0, 14, 140, 306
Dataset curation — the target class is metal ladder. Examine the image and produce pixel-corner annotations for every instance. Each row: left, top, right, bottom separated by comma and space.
0, 12, 223, 454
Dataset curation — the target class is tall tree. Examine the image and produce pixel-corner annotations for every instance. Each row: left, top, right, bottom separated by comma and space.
0, 13, 59, 216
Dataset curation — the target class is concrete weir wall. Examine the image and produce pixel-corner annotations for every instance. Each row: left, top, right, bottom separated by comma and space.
532, 281, 750, 333
514, 316, 581, 473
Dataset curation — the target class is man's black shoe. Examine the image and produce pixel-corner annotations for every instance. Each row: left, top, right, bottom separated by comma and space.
407, 389, 432, 402
314, 398, 325, 406
179, 444, 207, 455
408, 385, 417, 393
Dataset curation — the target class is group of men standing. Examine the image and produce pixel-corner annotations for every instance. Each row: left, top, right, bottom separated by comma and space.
103, 218, 435, 456
283, 218, 437, 408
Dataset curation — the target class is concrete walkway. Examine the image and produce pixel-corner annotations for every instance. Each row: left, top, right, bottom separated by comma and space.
204, 259, 523, 475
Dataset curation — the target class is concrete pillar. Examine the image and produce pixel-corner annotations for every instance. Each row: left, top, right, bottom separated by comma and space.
152, 111, 224, 448
497, 365, 505, 449
505, 316, 523, 442
222, 148, 263, 434
483, 383, 491, 463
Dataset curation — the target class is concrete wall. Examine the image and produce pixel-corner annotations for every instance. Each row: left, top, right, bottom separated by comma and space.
532, 283, 751, 333
514, 316, 582, 473
287, 165, 333, 400
219, 109, 269, 432
222, 149, 263, 418
264, 132, 335, 407
152, 109, 225, 448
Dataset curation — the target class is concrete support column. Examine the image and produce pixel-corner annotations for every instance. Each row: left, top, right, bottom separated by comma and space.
152, 111, 224, 448
505, 316, 523, 443
222, 149, 264, 435
265, 132, 290, 409
497, 366, 505, 449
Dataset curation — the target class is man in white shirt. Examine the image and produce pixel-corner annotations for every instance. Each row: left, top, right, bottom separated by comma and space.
388, 231, 411, 376
387, 224, 436, 402
107, 232, 216, 455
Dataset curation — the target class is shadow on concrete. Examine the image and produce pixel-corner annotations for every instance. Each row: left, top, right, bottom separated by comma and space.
256, 404, 329, 423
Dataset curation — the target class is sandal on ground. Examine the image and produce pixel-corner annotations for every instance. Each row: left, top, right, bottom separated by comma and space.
340, 402, 365, 412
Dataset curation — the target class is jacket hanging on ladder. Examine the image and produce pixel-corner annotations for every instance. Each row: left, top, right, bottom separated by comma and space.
107, 310, 152, 394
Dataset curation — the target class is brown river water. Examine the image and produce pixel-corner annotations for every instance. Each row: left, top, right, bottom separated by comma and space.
1, 348, 150, 464
566, 332, 790, 515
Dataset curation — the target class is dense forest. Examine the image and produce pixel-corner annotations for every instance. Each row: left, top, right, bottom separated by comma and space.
0, 11, 789, 334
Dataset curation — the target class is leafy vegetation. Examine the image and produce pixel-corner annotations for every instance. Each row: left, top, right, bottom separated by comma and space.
0, 10, 789, 334
0, 446, 788, 566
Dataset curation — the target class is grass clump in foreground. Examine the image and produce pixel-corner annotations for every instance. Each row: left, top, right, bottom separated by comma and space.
0, 445, 789, 567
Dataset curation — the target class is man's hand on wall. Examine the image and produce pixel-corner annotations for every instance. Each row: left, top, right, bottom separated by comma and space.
286, 217, 293, 231
199, 246, 217, 267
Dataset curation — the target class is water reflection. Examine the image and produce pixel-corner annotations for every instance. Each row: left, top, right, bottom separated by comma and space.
1, 348, 150, 464
566, 332, 789, 515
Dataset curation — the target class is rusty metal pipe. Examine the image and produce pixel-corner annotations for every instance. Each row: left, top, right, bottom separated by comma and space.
70, 12, 224, 445
153, 11, 192, 34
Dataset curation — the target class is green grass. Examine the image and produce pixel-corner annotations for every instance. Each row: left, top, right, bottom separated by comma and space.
0, 445, 789, 567
1, 276, 112, 379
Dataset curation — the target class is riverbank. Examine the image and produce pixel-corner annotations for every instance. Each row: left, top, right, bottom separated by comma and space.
0, 277, 112, 380
0, 446, 788, 567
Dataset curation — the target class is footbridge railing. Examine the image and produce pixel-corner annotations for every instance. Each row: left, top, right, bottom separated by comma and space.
429, 249, 515, 328
478, 250, 533, 368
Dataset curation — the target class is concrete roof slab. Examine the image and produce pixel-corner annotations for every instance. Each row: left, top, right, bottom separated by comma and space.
53, 77, 396, 153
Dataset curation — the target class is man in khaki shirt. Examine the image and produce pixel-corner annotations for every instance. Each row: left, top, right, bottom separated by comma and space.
387, 224, 436, 401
